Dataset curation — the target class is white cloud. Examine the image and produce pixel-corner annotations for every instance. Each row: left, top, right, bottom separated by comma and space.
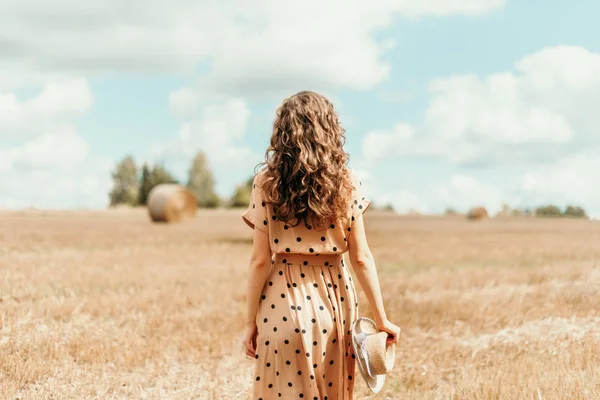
0, 128, 89, 171
151, 98, 259, 196
399, 0, 505, 17
0, 136, 112, 209
156, 98, 253, 164
0, 79, 110, 208
0, 79, 92, 139
0, 158, 113, 209
376, 189, 427, 214
194, 0, 504, 99
365, 174, 508, 215
363, 123, 416, 161
520, 152, 600, 215
0, 0, 505, 92
366, 151, 600, 217
364, 46, 600, 166
352, 166, 429, 214
0, 0, 505, 208
0, 79, 93, 170
0, 1, 223, 88
425, 75, 574, 146
436, 175, 508, 215
360, 45, 600, 215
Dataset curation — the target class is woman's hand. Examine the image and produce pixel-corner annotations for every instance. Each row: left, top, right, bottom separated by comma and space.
377, 319, 401, 344
241, 322, 258, 358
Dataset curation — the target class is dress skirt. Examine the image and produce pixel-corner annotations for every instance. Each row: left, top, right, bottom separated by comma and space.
252, 253, 359, 400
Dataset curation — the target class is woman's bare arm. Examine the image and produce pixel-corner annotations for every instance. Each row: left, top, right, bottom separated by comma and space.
347, 212, 389, 326
245, 228, 272, 327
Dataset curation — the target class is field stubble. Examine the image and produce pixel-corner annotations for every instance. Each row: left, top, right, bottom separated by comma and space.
0, 209, 599, 399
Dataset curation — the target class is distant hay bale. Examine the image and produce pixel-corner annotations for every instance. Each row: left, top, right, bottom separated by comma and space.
467, 207, 489, 221
147, 184, 197, 223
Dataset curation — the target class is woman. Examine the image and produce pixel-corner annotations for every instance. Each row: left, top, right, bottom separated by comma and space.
240, 90, 400, 399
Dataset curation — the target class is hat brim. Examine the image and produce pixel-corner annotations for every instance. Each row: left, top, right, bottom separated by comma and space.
351, 317, 386, 394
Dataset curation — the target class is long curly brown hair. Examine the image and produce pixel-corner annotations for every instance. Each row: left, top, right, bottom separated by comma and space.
256, 90, 354, 230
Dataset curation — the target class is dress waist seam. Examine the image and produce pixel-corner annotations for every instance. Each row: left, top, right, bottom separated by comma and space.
272, 253, 344, 266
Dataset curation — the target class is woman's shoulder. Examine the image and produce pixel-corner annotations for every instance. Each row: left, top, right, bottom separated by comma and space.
345, 168, 370, 216
252, 167, 268, 186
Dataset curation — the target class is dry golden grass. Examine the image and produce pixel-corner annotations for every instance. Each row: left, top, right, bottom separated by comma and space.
0, 209, 599, 399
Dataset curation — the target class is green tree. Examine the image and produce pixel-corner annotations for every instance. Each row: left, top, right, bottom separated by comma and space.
138, 163, 152, 206
563, 205, 587, 218
109, 155, 139, 206
230, 176, 254, 208
511, 208, 524, 217
186, 151, 221, 208
382, 203, 394, 212
535, 205, 562, 218
137, 163, 180, 205
151, 164, 179, 187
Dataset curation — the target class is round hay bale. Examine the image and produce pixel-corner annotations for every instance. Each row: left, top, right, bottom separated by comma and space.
467, 206, 489, 221
147, 184, 197, 223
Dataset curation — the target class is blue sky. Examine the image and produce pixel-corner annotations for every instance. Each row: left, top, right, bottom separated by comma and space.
1, 0, 599, 217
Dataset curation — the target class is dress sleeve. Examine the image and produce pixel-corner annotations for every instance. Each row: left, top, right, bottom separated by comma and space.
242, 174, 269, 234
349, 170, 371, 226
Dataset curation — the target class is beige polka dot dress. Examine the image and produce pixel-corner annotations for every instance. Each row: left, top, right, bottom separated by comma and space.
242, 169, 371, 400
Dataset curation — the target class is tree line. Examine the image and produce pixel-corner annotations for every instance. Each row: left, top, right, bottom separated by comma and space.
499, 202, 588, 218
110, 154, 588, 218
108, 152, 254, 208
445, 203, 588, 219
532, 204, 587, 218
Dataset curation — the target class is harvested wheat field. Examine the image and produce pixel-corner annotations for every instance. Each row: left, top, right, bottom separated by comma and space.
0, 209, 599, 399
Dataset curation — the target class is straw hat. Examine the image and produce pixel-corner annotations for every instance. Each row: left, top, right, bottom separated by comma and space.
351, 317, 396, 393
